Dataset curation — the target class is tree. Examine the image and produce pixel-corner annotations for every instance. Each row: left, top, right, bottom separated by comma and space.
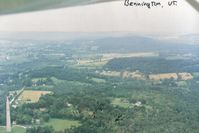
42, 114, 50, 122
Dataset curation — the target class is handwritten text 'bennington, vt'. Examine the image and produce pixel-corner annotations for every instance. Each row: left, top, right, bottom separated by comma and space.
124, 0, 178, 9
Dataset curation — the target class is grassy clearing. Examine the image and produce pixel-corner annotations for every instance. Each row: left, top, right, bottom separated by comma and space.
101, 70, 146, 80
101, 71, 121, 77
102, 52, 159, 60
51, 77, 90, 86
0, 119, 80, 132
0, 126, 26, 133
176, 81, 187, 87
111, 98, 131, 108
28, 85, 54, 91
91, 78, 106, 83
193, 72, 199, 78
18, 90, 52, 103
44, 119, 81, 131
76, 59, 107, 68
50, 77, 65, 84
0, 127, 5, 133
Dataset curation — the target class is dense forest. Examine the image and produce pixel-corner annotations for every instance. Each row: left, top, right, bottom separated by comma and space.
104, 57, 199, 74
9, 66, 199, 133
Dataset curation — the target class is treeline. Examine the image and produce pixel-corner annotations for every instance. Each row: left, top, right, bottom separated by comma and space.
104, 57, 199, 74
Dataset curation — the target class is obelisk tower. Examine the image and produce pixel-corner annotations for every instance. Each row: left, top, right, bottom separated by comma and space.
6, 96, 11, 132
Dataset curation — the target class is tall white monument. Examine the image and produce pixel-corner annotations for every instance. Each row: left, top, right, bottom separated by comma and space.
6, 97, 11, 132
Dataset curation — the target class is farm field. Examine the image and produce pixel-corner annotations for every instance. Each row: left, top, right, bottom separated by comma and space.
44, 119, 81, 132
111, 98, 132, 108
149, 72, 193, 81
100, 71, 121, 77
75, 52, 158, 68
76, 59, 107, 68
51, 77, 90, 86
178, 72, 193, 80
101, 70, 194, 81
149, 73, 178, 81
17, 90, 52, 103
102, 52, 159, 60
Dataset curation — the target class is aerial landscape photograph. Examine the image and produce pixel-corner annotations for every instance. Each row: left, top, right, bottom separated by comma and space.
0, 0, 199, 133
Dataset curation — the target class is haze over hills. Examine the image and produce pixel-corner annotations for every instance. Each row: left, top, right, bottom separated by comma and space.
0, 32, 198, 52
0, 32, 198, 43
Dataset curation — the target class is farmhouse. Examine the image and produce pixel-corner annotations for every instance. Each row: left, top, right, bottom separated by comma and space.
134, 101, 142, 107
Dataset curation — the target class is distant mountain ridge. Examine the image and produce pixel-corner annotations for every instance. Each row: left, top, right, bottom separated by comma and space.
0, 32, 199, 53
91, 36, 199, 53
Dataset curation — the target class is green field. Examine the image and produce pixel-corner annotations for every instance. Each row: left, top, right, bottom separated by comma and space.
51, 77, 90, 86
44, 119, 81, 131
0, 119, 80, 133
91, 78, 106, 83
0, 126, 26, 133
111, 98, 132, 108
193, 72, 199, 77
50, 77, 65, 84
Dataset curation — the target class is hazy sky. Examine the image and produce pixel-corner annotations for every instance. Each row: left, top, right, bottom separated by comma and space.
0, 0, 198, 36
